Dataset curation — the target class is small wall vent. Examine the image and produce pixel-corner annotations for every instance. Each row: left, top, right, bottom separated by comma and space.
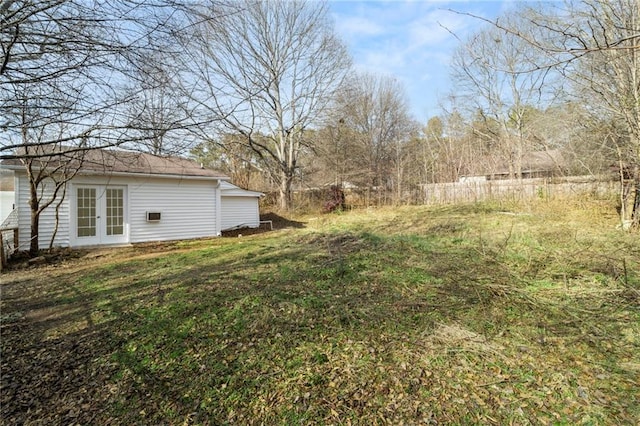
146, 212, 161, 222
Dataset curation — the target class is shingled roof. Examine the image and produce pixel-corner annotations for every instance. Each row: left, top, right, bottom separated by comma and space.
1, 147, 229, 180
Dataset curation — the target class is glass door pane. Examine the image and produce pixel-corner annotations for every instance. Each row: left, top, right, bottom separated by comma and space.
106, 188, 124, 236
77, 187, 96, 237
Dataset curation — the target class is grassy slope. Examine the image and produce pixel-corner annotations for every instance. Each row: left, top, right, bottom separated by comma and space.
1, 199, 639, 425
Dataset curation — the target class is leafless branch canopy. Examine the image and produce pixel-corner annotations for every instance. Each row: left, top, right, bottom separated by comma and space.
185, 0, 351, 208
0, 0, 200, 160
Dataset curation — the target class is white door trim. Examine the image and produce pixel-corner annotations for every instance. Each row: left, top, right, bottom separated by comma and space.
71, 184, 129, 246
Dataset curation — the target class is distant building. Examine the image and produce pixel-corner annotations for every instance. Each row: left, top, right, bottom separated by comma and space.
459, 149, 567, 182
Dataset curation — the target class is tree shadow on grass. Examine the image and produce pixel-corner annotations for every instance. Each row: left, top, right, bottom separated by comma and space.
0, 313, 124, 424
2, 227, 634, 425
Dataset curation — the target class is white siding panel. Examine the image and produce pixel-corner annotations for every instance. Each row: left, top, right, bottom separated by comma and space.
15, 172, 70, 250
13, 173, 220, 249
129, 178, 218, 243
221, 196, 259, 230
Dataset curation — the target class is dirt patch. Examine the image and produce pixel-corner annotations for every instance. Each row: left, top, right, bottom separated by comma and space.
4, 247, 88, 270
221, 212, 306, 237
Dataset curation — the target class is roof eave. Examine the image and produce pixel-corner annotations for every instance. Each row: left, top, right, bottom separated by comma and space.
1, 164, 230, 181
222, 191, 264, 197
78, 170, 230, 181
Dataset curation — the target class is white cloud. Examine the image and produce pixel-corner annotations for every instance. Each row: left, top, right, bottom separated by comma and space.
408, 9, 470, 49
358, 49, 408, 75
330, 0, 510, 120
335, 15, 385, 38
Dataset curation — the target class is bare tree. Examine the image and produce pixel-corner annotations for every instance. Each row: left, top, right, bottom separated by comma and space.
452, 0, 640, 227
311, 119, 353, 188
421, 111, 476, 183
5, 68, 93, 255
332, 73, 415, 205
564, 0, 640, 227
186, 0, 351, 210
1, 0, 196, 160
2, 1, 111, 158
20, 146, 86, 256
0, 0, 195, 254
192, 133, 266, 190
451, 9, 561, 180
125, 53, 197, 156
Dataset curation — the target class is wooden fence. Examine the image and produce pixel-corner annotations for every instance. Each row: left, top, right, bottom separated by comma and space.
420, 176, 619, 205
259, 175, 621, 211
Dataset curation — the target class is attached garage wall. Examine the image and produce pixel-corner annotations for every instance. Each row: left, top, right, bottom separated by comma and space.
128, 177, 218, 243
221, 196, 260, 231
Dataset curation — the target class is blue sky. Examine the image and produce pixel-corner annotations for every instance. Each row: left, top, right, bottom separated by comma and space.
329, 1, 525, 123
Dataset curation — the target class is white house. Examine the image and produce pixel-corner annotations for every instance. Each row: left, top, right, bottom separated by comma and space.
220, 181, 263, 231
1, 149, 231, 250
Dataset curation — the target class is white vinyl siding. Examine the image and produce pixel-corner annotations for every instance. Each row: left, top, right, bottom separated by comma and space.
129, 178, 218, 243
15, 172, 70, 249
14, 172, 220, 250
221, 196, 260, 231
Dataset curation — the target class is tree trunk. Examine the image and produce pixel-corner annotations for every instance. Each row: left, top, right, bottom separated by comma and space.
28, 170, 40, 257
632, 167, 640, 229
29, 206, 40, 257
49, 184, 67, 251
278, 172, 293, 211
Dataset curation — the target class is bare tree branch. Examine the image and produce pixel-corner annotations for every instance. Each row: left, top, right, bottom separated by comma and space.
185, 0, 351, 210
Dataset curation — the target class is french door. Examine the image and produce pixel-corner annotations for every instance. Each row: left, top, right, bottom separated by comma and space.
75, 185, 127, 245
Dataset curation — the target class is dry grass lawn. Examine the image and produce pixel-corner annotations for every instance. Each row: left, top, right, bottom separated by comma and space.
1, 198, 639, 425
